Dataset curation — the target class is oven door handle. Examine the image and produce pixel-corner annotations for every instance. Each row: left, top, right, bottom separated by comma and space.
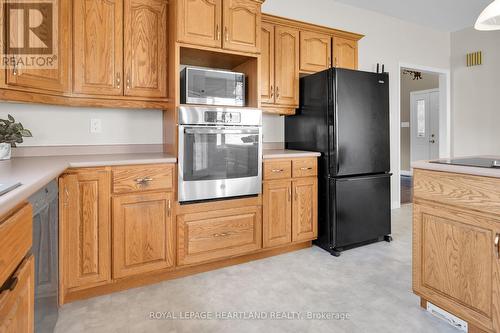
184, 128, 259, 135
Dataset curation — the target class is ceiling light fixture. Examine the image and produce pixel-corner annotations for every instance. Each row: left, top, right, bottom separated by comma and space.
475, 0, 500, 31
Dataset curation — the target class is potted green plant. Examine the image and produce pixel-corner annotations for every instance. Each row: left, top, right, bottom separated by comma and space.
0, 114, 32, 160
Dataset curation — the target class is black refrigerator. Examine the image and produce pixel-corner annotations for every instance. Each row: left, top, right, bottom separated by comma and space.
285, 68, 392, 256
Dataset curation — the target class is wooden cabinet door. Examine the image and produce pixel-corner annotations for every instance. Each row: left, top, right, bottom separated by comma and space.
124, 0, 168, 98
60, 170, 111, 291
274, 26, 299, 106
177, 206, 262, 265
5, 0, 71, 93
112, 192, 174, 279
332, 36, 357, 70
263, 180, 292, 248
300, 31, 331, 73
0, 256, 34, 333
292, 178, 318, 242
177, 0, 222, 48
222, 0, 261, 53
413, 203, 500, 332
73, 0, 123, 95
260, 22, 274, 104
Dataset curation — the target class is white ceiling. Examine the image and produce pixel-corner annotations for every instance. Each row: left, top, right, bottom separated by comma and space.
332, 0, 493, 32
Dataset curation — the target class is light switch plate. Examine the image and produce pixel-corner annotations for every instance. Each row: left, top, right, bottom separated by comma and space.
90, 118, 102, 134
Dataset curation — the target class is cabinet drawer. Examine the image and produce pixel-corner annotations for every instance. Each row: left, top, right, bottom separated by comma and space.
0, 255, 34, 333
0, 204, 32, 287
264, 160, 292, 180
177, 206, 262, 266
292, 158, 317, 178
112, 164, 174, 194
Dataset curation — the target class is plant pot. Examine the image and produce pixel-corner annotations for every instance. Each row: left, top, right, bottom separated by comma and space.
0, 143, 11, 160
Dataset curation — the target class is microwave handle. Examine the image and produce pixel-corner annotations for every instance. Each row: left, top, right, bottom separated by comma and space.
184, 128, 259, 135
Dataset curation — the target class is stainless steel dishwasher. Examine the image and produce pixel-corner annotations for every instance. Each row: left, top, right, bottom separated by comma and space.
29, 180, 59, 333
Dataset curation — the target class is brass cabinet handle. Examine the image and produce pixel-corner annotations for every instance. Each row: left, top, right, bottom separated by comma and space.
495, 234, 500, 259
328, 56, 331, 67
225, 26, 229, 41
334, 57, 338, 67
116, 73, 121, 89
126, 75, 131, 90
216, 24, 221, 40
295, 187, 298, 200
167, 200, 171, 217
271, 169, 284, 173
12, 63, 18, 76
300, 167, 313, 171
270, 85, 274, 98
288, 187, 291, 202
276, 86, 280, 98
213, 232, 230, 238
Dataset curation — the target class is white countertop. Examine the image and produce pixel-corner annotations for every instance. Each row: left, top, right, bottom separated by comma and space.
412, 157, 500, 179
263, 149, 321, 159
0, 153, 177, 217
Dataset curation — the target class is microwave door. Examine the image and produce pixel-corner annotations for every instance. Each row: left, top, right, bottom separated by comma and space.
186, 68, 244, 106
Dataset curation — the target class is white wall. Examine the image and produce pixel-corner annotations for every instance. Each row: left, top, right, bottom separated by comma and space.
262, 0, 451, 208
451, 27, 500, 157
0, 103, 163, 146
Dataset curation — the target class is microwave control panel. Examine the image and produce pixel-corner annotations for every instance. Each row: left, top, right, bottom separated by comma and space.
204, 111, 241, 124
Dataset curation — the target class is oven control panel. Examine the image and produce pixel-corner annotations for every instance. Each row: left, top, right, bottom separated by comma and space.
204, 111, 241, 124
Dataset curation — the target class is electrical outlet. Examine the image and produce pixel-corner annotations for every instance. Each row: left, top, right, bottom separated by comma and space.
90, 118, 102, 134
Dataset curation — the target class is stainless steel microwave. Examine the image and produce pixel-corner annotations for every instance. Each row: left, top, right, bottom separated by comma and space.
180, 67, 245, 106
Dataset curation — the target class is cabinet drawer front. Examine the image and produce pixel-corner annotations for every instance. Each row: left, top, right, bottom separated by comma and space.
264, 160, 292, 180
0, 256, 34, 333
177, 206, 262, 266
414, 169, 500, 215
0, 204, 32, 286
292, 158, 318, 178
112, 164, 174, 194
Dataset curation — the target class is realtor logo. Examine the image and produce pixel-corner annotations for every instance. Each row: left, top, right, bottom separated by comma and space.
1, 0, 58, 69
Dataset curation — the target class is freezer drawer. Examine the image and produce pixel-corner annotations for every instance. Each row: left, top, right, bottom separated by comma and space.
332, 174, 391, 248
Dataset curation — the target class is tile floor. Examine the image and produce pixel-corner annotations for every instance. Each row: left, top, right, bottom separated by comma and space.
55, 204, 458, 333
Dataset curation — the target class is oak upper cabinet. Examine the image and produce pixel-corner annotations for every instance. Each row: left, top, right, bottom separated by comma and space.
4, 0, 71, 93
73, 0, 123, 96
112, 192, 174, 279
332, 36, 358, 70
263, 180, 292, 248
300, 31, 331, 73
260, 22, 274, 104
177, 0, 262, 53
292, 178, 318, 242
275, 26, 299, 106
177, 0, 222, 48
59, 170, 111, 292
124, 0, 168, 98
261, 25, 299, 108
222, 0, 261, 53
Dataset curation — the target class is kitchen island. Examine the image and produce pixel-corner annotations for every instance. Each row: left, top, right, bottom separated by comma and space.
412, 159, 500, 333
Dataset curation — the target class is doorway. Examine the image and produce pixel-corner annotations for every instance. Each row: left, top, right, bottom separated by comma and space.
399, 67, 444, 205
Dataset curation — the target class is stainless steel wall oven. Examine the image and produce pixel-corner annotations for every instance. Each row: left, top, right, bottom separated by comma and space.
178, 106, 262, 203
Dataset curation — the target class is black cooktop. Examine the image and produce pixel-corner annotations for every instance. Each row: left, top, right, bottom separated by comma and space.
431, 157, 500, 169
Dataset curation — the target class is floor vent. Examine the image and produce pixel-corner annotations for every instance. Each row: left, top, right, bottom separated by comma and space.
426, 302, 468, 332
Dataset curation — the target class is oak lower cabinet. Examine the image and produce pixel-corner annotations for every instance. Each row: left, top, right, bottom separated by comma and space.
0, 256, 35, 333
112, 192, 174, 279
176, 0, 262, 54
73, 0, 168, 98
59, 170, 112, 292
332, 36, 358, 70
177, 206, 262, 266
413, 169, 500, 333
263, 158, 318, 249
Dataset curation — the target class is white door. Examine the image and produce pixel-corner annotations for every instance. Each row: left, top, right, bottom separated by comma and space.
410, 89, 439, 162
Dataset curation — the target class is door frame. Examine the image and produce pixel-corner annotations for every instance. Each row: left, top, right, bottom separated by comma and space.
395, 63, 451, 209
410, 88, 440, 163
